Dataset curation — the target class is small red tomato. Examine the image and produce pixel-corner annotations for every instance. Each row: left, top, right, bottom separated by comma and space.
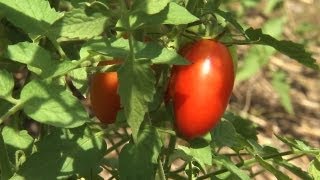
169, 39, 235, 139
90, 60, 121, 124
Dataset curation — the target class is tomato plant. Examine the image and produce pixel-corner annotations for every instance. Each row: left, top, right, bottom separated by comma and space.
169, 39, 235, 139
90, 60, 121, 124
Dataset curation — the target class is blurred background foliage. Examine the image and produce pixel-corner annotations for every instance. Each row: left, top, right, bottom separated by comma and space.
224, 0, 319, 155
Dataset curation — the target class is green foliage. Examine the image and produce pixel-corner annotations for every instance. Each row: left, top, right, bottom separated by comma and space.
308, 155, 320, 180
10, 127, 106, 179
119, 125, 162, 179
0, 69, 14, 97
118, 61, 156, 141
49, 8, 109, 41
21, 80, 89, 128
245, 28, 319, 69
0, 0, 63, 38
237, 18, 286, 82
0, 0, 319, 179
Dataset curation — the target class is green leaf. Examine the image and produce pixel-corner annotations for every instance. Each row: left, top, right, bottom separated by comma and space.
276, 160, 312, 180
0, 69, 14, 97
271, 71, 294, 114
49, 8, 108, 41
255, 155, 290, 180
246, 140, 283, 161
47, 60, 80, 79
118, 2, 199, 29
213, 155, 251, 180
135, 42, 189, 65
2, 126, 34, 151
308, 155, 320, 180
118, 61, 156, 141
119, 125, 162, 180
275, 135, 314, 153
237, 18, 285, 82
132, 0, 170, 15
245, 28, 319, 69
5, 42, 55, 78
0, 0, 63, 36
79, 38, 128, 59
223, 112, 258, 141
212, 119, 244, 150
82, 38, 189, 65
10, 127, 106, 179
20, 80, 89, 128
5, 42, 80, 78
67, 67, 88, 94
215, 9, 244, 34
178, 139, 212, 170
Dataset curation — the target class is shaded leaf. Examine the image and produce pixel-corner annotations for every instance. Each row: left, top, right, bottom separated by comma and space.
119, 125, 162, 180
212, 119, 244, 150
10, 128, 106, 179
223, 112, 258, 141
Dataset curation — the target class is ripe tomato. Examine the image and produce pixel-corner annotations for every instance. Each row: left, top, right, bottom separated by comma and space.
169, 39, 235, 139
90, 60, 121, 124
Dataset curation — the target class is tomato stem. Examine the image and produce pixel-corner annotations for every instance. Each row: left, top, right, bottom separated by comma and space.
3, 96, 19, 105
0, 100, 24, 125
187, 161, 193, 180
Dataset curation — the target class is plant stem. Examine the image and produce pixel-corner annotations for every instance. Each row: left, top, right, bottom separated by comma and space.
0, 100, 24, 125
164, 135, 176, 172
105, 137, 130, 155
128, 33, 135, 61
48, 37, 66, 59
0, 127, 13, 179
187, 162, 193, 180
158, 158, 166, 180
3, 96, 19, 105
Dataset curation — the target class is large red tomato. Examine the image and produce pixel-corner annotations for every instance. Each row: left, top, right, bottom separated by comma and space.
169, 39, 235, 140
90, 60, 121, 124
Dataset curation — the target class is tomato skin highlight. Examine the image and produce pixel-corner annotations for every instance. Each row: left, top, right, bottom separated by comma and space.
90, 60, 121, 124
170, 40, 235, 140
